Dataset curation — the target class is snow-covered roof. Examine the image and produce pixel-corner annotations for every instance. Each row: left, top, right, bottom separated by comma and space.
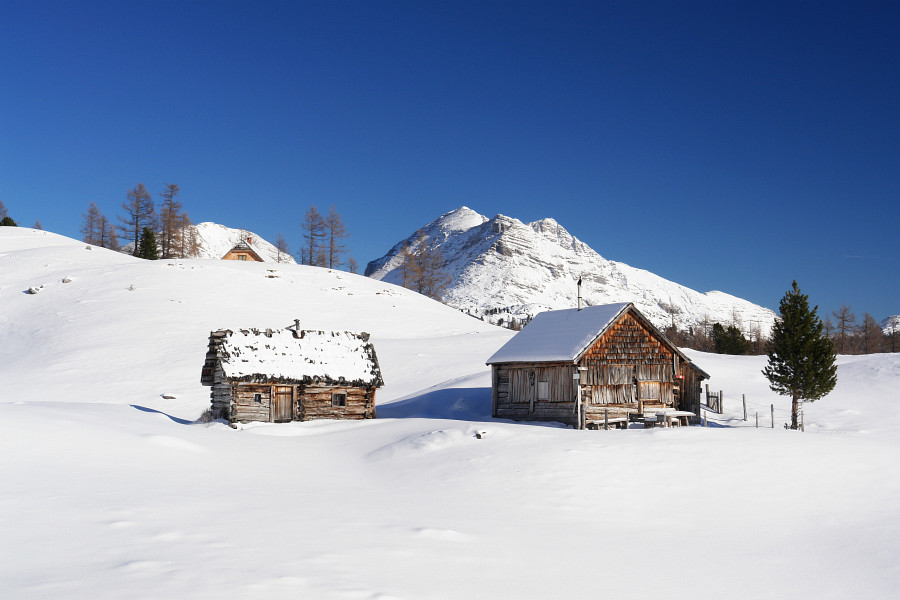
486, 303, 632, 364
216, 327, 383, 386
223, 239, 264, 261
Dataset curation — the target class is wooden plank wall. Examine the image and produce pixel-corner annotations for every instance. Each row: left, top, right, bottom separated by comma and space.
298, 386, 376, 420
492, 364, 578, 426
580, 312, 678, 426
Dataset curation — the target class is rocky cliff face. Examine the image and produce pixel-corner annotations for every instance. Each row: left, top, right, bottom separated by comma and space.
366, 207, 777, 335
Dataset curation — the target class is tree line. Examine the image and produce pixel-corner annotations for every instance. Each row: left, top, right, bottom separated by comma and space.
0, 200, 42, 229
80, 182, 199, 260
663, 307, 898, 356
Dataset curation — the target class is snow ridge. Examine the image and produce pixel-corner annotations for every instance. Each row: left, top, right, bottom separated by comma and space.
366, 207, 777, 334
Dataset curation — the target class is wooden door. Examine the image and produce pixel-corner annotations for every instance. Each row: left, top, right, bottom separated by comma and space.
273, 386, 293, 422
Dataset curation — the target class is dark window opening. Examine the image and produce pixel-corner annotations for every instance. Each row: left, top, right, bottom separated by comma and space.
332, 392, 347, 407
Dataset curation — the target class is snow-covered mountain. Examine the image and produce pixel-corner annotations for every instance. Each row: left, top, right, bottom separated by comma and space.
191, 222, 295, 263
881, 315, 900, 334
366, 207, 777, 335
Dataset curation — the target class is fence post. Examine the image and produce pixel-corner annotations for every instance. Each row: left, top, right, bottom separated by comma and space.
743, 394, 747, 421
703, 411, 708, 427
719, 390, 724, 414
771, 404, 775, 429
755, 412, 759, 428
801, 409, 805, 432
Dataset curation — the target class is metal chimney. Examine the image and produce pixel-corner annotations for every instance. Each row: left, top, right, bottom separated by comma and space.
577, 277, 583, 311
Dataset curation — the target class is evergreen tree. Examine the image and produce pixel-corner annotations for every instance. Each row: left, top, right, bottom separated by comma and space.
1, 216, 17, 226
712, 322, 752, 355
136, 227, 159, 260
763, 281, 837, 430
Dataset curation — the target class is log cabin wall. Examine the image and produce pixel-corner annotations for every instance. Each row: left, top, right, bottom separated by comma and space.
492, 363, 578, 427
298, 386, 376, 420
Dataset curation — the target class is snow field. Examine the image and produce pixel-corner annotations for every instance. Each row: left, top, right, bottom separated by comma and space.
1, 226, 899, 599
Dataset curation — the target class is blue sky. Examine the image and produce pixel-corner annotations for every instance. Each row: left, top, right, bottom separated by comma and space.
2, 1, 898, 321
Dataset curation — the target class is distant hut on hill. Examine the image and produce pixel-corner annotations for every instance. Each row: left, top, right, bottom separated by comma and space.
486, 303, 709, 429
222, 237, 264, 262
201, 322, 383, 424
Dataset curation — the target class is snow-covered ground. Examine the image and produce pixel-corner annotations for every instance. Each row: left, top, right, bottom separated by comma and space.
2, 227, 899, 599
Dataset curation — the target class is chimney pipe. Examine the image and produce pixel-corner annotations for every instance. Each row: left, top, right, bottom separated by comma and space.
577, 277, 583, 311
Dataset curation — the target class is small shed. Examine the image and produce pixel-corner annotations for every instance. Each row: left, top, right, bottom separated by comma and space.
201, 323, 383, 424
486, 303, 709, 429
222, 237, 264, 262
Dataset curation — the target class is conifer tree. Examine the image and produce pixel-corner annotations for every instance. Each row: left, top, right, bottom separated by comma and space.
1, 216, 17, 226
300, 205, 326, 266
712, 323, 751, 355
763, 281, 837, 429
275, 233, 291, 263
323, 205, 347, 269
81, 202, 103, 244
119, 183, 156, 256
136, 227, 159, 260
158, 183, 182, 259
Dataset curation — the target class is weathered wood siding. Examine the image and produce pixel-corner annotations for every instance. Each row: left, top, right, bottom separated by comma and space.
579, 311, 678, 427
298, 386, 376, 421
492, 363, 578, 427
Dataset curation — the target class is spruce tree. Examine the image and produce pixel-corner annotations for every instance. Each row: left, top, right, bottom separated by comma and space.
136, 227, 159, 260
763, 281, 837, 429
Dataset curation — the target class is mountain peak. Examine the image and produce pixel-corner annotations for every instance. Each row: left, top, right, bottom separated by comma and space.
366, 208, 777, 335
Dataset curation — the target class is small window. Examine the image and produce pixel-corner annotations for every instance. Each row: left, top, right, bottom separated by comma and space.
238, 254, 247, 261
254, 393, 262, 403
332, 392, 347, 407
537, 381, 550, 401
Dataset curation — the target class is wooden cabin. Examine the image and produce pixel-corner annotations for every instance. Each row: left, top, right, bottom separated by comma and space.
486, 303, 709, 429
201, 324, 383, 424
222, 237, 264, 262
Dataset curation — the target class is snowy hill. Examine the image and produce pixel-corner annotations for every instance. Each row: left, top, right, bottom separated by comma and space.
2, 226, 899, 599
366, 207, 777, 335
191, 221, 296, 263
121, 222, 296, 263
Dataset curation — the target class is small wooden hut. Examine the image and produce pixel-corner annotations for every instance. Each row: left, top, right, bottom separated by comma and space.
486, 303, 709, 429
222, 237, 264, 262
201, 323, 383, 424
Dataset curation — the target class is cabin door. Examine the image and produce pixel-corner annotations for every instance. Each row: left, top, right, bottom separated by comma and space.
273, 386, 293, 422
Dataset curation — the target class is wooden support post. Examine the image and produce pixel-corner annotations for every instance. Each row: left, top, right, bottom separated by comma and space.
742, 394, 747, 421
703, 411, 708, 427
719, 390, 724, 414
771, 404, 775, 429
755, 412, 759, 428
801, 409, 805, 432
604, 408, 609, 431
